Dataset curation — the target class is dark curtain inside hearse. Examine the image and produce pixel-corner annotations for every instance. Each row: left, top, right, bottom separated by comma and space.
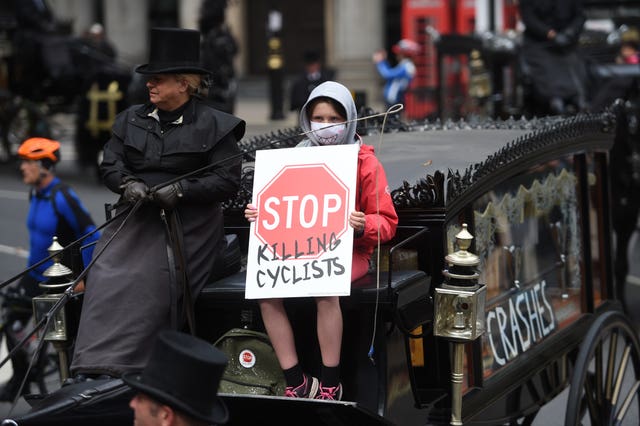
584, 151, 614, 309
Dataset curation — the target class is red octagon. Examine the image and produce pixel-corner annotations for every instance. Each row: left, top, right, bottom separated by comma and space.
255, 164, 350, 260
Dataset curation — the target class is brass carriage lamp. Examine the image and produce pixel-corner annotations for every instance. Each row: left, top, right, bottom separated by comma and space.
434, 223, 486, 426
32, 237, 74, 380
434, 223, 486, 340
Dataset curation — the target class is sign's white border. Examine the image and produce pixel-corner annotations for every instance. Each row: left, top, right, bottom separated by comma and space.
245, 144, 358, 299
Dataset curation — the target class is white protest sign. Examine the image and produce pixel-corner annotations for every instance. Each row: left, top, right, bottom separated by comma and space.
245, 144, 359, 299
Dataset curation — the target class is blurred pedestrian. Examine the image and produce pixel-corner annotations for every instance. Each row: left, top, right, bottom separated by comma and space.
289, 49, 336, 113
69, 27, 245, 382
0, 137, 100, 401
372, 39, 420, 109
10, 0, 59, 98
125, 330, 229, 426
199, 0, 239, 114
79, 22, 116, 62
589, 27, 640, 112
13, 0, 57, 33
519, 0, 589, 114
616, 27, 640, 65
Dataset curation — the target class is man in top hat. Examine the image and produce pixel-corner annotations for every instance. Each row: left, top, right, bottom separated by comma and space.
69, 27, 245, 381
289, 49, 336, 113
124, 330, 229, 426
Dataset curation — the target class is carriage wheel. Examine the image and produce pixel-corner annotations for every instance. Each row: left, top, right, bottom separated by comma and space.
565, 310, 640, 426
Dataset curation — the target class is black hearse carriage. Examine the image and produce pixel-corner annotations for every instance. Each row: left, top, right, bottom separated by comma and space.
4, 109, 639, 425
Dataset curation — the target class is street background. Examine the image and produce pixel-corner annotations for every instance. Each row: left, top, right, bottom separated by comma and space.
0, 78, 638, 423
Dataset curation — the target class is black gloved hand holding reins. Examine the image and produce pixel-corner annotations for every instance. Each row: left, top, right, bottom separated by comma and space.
152, 182, 183, 210
121, 178, 150, 203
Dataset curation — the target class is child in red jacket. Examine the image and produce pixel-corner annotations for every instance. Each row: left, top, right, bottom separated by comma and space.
245, 81, 398, 401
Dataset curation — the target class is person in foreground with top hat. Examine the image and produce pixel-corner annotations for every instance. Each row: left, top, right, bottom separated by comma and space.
68, 27, 245, 381
124, 330, 229, 426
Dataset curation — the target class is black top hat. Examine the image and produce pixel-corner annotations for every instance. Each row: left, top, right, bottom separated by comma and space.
303, 49, 321, 64
135, 27, 210, 75
123, 330, 229, 424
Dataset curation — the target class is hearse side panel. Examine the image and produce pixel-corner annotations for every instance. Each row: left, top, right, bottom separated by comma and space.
438, 124, 615, 423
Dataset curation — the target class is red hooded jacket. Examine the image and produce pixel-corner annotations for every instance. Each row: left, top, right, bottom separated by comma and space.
353, 143, 398, 258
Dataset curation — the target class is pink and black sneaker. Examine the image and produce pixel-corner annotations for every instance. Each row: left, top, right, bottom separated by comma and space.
284, 374, 319, 398
315, 382, 343, 401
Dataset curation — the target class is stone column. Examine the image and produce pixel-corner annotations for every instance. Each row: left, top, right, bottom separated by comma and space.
328, 0, 385, 111
48, 0, 93, 35
179, 0, 201, 30
104, 0, 149, 67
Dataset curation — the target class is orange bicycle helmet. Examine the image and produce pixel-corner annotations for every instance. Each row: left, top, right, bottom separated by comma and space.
18, 137, 61, 163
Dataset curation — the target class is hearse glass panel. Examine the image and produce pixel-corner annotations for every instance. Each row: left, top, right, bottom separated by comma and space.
448, 155, 585, 380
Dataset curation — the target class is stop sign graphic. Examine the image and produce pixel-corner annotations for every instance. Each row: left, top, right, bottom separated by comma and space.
255, 164, 350, 259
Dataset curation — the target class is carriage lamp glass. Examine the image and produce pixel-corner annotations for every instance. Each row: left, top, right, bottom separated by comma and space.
434, 223, 487, 341
32, 294, 67, 341
31, 236, 71, 341
434, 284, 486, 341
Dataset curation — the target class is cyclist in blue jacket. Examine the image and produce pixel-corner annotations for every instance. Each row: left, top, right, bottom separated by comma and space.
0, 137, 100, 401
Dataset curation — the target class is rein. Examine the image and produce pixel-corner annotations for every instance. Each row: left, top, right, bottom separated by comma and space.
0, 103, 404, 410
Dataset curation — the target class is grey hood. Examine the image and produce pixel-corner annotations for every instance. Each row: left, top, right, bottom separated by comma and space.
298, 81, 358, 147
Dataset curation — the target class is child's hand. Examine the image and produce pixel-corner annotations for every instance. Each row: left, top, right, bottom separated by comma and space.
349, 211, 365, 232
245, 204, 258, 222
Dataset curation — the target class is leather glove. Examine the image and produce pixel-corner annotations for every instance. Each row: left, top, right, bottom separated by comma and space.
554, 32, 571, 48
152, 182, 183, 210
121, 180, 149, 203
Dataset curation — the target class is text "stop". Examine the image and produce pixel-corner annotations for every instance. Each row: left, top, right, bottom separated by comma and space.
262, 194, 342, 230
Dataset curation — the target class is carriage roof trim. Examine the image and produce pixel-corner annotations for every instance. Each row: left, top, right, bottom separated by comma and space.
362, 127, 531, 192
361, 113, 615, 209
235, 113, 616, 216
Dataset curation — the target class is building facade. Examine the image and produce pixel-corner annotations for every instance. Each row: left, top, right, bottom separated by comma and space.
47, 0, 392, 107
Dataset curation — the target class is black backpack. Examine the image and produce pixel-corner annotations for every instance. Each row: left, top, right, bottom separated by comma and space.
29, 183, 88, 274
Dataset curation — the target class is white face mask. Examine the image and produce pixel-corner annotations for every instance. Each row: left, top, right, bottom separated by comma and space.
310, 121, 346, 145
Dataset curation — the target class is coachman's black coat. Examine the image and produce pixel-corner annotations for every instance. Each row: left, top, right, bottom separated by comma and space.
519, 0, 589, 106
70, 98, 245, 376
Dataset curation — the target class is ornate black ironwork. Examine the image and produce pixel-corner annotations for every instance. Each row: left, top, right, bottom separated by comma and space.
446, 112, 616, 203
391, 171, 446, 209
223, 109, 616, 213
237, 126, 304, 161
222, 164, 254, 211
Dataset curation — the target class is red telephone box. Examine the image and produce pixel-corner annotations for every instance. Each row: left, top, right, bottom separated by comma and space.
401, 0, 478, 119
456, 0, 476, 34
401, 0, 451, 119
502, 0, 519, 31
447, 0, 477, 117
